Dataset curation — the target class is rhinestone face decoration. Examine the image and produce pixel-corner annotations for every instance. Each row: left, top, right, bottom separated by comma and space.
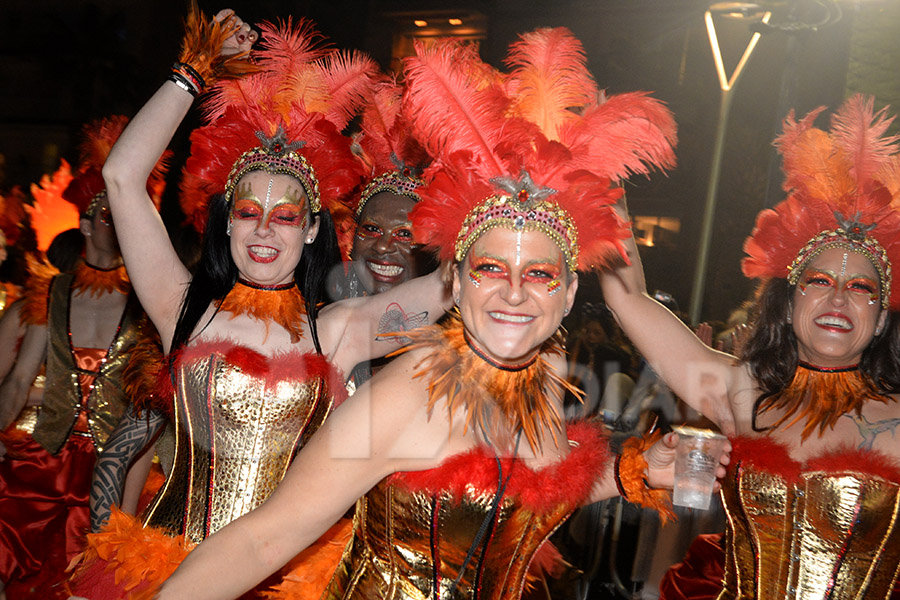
224, 126, 321, 213
788, 211, 891, 309
454, 171, 578, 272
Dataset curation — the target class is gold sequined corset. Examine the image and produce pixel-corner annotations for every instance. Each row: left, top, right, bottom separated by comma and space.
142, 341, 342, 543
720, 437, 900, 600
323, 421, 608, 600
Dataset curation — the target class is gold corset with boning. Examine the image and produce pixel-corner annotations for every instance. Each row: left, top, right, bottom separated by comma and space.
322, 421, 608, 600
720, 437, 900, 600
142, 341, 341, 543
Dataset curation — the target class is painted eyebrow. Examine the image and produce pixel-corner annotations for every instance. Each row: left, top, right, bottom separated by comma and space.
471, 251, 560, 266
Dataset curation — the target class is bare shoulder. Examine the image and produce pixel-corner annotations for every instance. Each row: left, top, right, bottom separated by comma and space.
729, 361, 762, 431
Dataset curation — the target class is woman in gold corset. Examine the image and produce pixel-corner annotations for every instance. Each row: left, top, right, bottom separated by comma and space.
68, 9, 449, 598
602, 96, 900, 600
152, 27, 700, 600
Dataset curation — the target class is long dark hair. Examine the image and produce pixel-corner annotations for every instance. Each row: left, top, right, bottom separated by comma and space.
741, 277, 900, 430
170, 192, 341, 354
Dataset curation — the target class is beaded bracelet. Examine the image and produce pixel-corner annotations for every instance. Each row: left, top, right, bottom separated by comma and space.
615, 429, 677, 523
168, 61, 205, 97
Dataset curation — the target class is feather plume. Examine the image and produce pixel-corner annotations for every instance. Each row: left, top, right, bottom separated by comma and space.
830, 95, 899, 186
504, 27, 597, 141
319, 50, 378, 131
564, 92, 677, 180
358, 81, 401, 172
403, 39, 514, 179
77, 115, 129, 171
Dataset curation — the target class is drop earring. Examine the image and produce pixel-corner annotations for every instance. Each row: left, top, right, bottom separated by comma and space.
226, 217, 234, 236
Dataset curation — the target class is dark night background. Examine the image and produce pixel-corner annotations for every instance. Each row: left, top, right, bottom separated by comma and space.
1, 0, 898, 323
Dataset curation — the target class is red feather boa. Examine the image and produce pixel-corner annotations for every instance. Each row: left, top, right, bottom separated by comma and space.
391, 420, 609, 514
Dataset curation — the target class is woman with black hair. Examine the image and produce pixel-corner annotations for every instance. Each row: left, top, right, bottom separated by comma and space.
603, 96, 900, 599
69, 10, 448, 597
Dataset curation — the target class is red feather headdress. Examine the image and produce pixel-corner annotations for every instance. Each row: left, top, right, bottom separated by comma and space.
62, 116, 171, 217
178, 19, 376, 233
355, 79, 431, 217
330, 79, 432, 259
404, 29, 677, 272
742, 95, 900, 310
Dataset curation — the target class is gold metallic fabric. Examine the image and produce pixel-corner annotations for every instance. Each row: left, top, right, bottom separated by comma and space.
323, 478, 572, 600
321, 420, 609, 600
142, 348, 335, 543
720, 461, 900, 599
32, 273, 143, 454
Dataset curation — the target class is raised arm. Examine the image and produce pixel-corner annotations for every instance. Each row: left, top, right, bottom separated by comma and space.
599, 200, 741, 434
90, 407, 166, 532
319, 268, 452, 373
102, 83, 193, 346
102, 10, 255, 350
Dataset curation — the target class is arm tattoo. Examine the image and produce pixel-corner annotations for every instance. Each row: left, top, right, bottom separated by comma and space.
844, 413, 900, 451
90, 408, 166, 532
376, 302, 428, 345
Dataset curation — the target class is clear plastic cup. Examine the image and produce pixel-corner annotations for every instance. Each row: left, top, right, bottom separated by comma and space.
672, 426, 727, 510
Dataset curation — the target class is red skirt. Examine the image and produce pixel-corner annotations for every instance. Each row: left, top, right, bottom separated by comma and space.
0, 431, 95, 599
659, 533, 900, 600
67, 509, 353, 600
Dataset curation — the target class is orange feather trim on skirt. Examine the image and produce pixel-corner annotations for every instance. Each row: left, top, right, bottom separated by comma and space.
67, 508, 352, 600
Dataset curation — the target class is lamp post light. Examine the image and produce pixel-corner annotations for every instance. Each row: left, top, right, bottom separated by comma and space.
688, 2, 771, 325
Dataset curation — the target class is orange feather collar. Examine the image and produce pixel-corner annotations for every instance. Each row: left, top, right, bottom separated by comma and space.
216, 280, 306, 343
758, 362, 892, 439
396, 314, 581, 453
73, 263, 129, 297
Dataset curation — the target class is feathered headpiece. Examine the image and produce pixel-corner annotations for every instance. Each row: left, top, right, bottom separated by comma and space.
330, 79, 431, 259
0, 187, 28, 248
742, 95, 900, 310
179, 18, 376, 233
404, 29, 677, 272
355, 79, 431, 217
28, 160, 77, 252
62, 116, 171, 217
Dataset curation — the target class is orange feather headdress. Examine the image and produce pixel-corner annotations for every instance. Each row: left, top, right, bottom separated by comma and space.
742, 95, 900, 310
62, 116, 171, 217
405, 28, 677, 272
178, 18, 376, 233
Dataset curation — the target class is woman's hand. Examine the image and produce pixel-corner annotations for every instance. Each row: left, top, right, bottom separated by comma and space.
213, 9, 258, 56
643, 431, 732, 493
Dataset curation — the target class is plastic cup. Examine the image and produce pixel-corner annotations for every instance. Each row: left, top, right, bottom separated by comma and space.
672, 426, 727, 510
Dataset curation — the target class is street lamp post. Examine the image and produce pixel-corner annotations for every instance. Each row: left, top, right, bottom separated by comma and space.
688, 3, 771, 325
